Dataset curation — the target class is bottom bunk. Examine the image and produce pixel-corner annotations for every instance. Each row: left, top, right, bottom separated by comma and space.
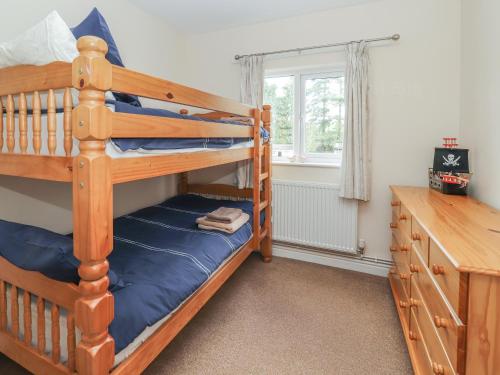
0, 194, 265, 374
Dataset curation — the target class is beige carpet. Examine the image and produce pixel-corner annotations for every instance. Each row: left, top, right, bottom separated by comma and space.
0, 254, 412, 374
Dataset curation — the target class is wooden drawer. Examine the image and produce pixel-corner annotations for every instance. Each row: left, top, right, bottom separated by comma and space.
389, 267, 410, 328
412, 297, 456, 375
411, 217, 429, 265
429, 240, 463, 315
391, 235, 411, 294
409, 311, 431, 375
391, 194, 401, 218
398, 204, 412, 240
392, 228, 411, 264
410, 276, 464, 373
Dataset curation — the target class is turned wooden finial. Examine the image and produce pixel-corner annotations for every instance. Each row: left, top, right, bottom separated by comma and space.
72, 36, 111, 92
76, 36, 108, 56
262, 105, 271, 130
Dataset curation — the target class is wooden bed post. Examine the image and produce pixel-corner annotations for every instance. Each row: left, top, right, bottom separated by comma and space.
72, 36, 115, 375
178, 172, 189, 194
261, 105, 272, 262
252, 108, 262, 249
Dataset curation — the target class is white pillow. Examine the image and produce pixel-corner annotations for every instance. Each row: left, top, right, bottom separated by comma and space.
0, 11, 114, 108
0, 11, 77, 68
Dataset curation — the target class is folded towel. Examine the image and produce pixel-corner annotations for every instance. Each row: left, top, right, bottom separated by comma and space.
206, 207, 243, 224
196, 212, 249, 234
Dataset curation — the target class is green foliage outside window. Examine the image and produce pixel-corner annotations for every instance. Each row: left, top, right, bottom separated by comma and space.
263, 76, 294, 146
304, 76, 344, 154
264, 73, 345, 160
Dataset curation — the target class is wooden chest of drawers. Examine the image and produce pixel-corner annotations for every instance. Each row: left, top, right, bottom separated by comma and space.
389, 186, 500, 375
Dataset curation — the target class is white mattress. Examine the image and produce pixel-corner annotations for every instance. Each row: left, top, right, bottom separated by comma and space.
1, 104, 253, 158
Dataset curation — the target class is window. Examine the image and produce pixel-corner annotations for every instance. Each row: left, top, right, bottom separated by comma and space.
264, 69, 345, 165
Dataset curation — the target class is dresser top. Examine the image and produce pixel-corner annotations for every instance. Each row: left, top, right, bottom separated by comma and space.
390, 186, 500, 276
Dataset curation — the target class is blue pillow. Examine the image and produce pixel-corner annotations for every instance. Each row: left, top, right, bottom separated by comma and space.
0, 219, 123, 290
71, 8, 142, 107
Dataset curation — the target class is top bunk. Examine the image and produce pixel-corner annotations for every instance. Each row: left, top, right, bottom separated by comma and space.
0, 36, 271, 184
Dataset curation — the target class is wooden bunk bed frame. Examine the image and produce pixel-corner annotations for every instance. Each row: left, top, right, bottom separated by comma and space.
0, 36, 272, 375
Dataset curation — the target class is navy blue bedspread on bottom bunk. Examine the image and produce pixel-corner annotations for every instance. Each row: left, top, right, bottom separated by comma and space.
0, 194, 263, 352
108, 194, 262, 352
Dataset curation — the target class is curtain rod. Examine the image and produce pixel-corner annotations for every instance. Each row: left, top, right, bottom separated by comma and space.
234, 33, 400, 61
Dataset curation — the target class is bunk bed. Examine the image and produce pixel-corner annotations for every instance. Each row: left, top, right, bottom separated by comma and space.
0, 36, 273, 375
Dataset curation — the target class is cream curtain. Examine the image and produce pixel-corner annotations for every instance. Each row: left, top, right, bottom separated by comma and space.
237, 55, 264, 188
339, 41, 371, 201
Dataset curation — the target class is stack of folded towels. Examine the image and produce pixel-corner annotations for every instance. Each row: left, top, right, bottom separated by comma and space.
196, 207, 249, 234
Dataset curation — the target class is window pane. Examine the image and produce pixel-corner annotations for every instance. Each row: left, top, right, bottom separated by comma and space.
264, 76, 294, 158
304, 76, 344, 155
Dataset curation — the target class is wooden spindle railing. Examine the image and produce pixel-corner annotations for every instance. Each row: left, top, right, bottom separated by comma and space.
0, 281, 6, 330
23, 291, 32, 345
51, 304, 60, 364
33, 91, 42, 155
64, 88, 73, 156
11, 285, 19, 338
47, 89, 57, 155
0, 88, 76, 157
19, 93, 28, 153
6, 94, 14, 152
37, 297, 45, 354
67, 312, 76, 372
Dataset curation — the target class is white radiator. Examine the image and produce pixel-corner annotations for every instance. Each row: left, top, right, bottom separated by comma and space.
272, 180, 358, 253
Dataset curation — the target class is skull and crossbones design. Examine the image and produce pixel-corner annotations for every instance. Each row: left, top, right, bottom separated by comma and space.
443, 154, 461, 167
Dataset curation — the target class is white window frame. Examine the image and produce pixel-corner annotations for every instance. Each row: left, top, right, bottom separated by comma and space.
265, 66, 346, 167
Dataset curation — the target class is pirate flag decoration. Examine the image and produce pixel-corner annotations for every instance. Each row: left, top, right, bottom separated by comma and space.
429, 138, 471, 195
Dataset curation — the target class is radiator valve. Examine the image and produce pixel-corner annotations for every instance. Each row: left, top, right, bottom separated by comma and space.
358, 239, 366, 254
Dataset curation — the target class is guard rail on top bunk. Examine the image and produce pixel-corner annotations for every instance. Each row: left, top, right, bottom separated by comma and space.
0, 35, 272, 374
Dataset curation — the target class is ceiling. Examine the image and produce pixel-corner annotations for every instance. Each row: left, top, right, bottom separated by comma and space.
133, 0, 379, 34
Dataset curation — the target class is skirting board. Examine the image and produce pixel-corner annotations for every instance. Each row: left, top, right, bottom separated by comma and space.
272, 242, 392, 277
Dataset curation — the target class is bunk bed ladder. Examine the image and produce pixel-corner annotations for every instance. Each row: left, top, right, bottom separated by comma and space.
257, 105, 272, 262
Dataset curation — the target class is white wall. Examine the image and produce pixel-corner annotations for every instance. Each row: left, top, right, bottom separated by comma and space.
180, 0, 461, 261
460, 0, 500, 209
0, 0, 182, 233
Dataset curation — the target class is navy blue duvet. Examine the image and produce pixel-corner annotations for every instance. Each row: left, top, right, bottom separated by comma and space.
0, 194, 262, 352
111, 101, 269, 152
107, 194, 262, 352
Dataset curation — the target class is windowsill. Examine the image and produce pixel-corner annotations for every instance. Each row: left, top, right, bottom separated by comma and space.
272, 160, 341, 169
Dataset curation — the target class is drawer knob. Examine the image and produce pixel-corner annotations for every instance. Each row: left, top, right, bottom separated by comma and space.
399, 300, 408, 308
390, 223, 398, 229
408, 330, 418, 341
409, 298, 419, 307
432, 264, 445, 275
434, 315, 448, 329
391, 200, 401, 207
390, 245, 398, 252
412, 233, 421, 241
399, 214, 407, 221
400, 244, 410, 252
431, 362, 445, 375
399, 273, 409, 280
409, 264, 419, 273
